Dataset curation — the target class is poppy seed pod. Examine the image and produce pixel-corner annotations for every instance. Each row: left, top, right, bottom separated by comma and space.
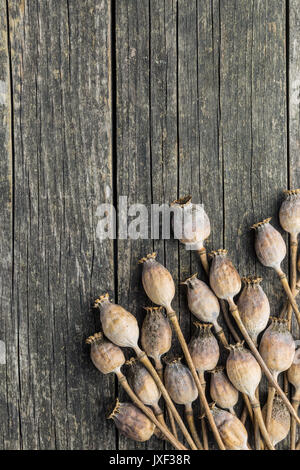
171, 195, 211, 250
188, 323, 220, 374
259, 318, 295, 380
251, 218, 286, 270
237, 277, 270, 346
209, 250, 241, 301
279, 189, 300, 237
226, 343, 261, 402
108, 399, 155, 442
164, 357, 198, 406
141, 307, 172, 373
94, 293, 140, 349
139, 253, 175, 310
126, 358, 161, 410
182, 274, 223, 334
210, 367, 239, 414
86, 332, 125, 374
210, 405, 249, 450
262, 395, 290, 447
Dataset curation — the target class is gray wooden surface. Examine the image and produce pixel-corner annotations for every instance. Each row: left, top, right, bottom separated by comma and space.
0, 0, 299, 450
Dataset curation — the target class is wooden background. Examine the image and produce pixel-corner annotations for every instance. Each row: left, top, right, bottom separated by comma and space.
0, 0, 299, 450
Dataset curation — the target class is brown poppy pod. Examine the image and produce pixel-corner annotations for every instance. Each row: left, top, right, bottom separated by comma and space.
95, 293, 140, 349
139, 253, 175, 310
209, 250, 241, 301
164, 357, 203, 450
262, 395, 291, 447
237, 277, 270, 346
210, 367, 239, 415
127, 358, 161, 411
210, 405, 249, 450
171, 195, 211, 251
287, 348, 300, 449
226, 342, 274, 450
188, 323, 220, 374
107, 399, 156, 442
86, 332, 125, 374
141, 307, 172, 374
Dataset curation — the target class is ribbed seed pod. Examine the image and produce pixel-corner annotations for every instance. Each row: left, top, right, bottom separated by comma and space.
188, 323, 220, 374
94, 293, 140, 349
252, 218, 300, 330
287, 348, 300, 449
279, 189, 300, 238
237, 277, 270, 346
139, 253, 175, 310
107, 399, 155, 442
86, 332, 125, 374
171, 195, 210, 251
210, 367, 239, 414
164, 357, 202, 450
226, 342, 275, 450
127, 358, 161, 410
210, 405, 248, 450
141, 307, 172, 373
182, 274, 226, 340
262, 395, 291, 447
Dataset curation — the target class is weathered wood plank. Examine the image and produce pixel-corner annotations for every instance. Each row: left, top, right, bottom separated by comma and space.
5, 0, 114, 450
0, 1, 21, 450
220, 0, 288, 449
289, 0, 300, 447
115, 0, 164, 450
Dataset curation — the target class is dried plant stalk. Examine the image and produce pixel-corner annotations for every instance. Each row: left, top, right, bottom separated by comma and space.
287, 348, 300, 450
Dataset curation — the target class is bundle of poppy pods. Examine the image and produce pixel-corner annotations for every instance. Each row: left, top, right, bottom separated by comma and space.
86, 191, 300, 451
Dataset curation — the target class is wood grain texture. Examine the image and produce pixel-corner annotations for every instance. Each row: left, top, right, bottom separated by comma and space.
0, 0, 298, 451
1, 0, 115, 449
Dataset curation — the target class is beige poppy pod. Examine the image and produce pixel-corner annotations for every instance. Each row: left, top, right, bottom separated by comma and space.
171, 195, 211, 250
182, 274, 220, 328
251, 218, 286, 270
141, 307, 172, 370
127, 358, 161, 409
237, 277, 270, 346
210, 367, 239, 414
188, 323, 220, 373
209, 250, 241, 301
94, 293, 140, 349
164, 357, 198, 406
287, 348, 300, 401
210, 405, 248, 450
108, 399, 155, 442
262, 395, 290, 447
259, 318, 295, 380
86, 332, 125, 374
279, 189, 300, 237
139, 253, 175, 310
226, 342, 261, 401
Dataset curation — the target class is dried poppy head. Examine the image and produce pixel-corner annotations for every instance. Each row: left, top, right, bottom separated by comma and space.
287, 348, 300, 401
171, 195, 211, 250
126, 357, 161, 408
86, 332, 125, 374
107, 398, 156, 442
262, 394, 290, 447
94, 293, 140, 350
237, 276, 270, 346
181, 274, 220, 329
188, 323, 220, 373
140, 306, 172, 369
209, 250, 241, 301
139, 253, 175, 311
279, 189, 300, 237
226, 342, 261, 401
259, 317, 295, 380
251, 218, 286, 270
210, 366, 239, 414
210, 404, 248, 450
164, 357, 198, 406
